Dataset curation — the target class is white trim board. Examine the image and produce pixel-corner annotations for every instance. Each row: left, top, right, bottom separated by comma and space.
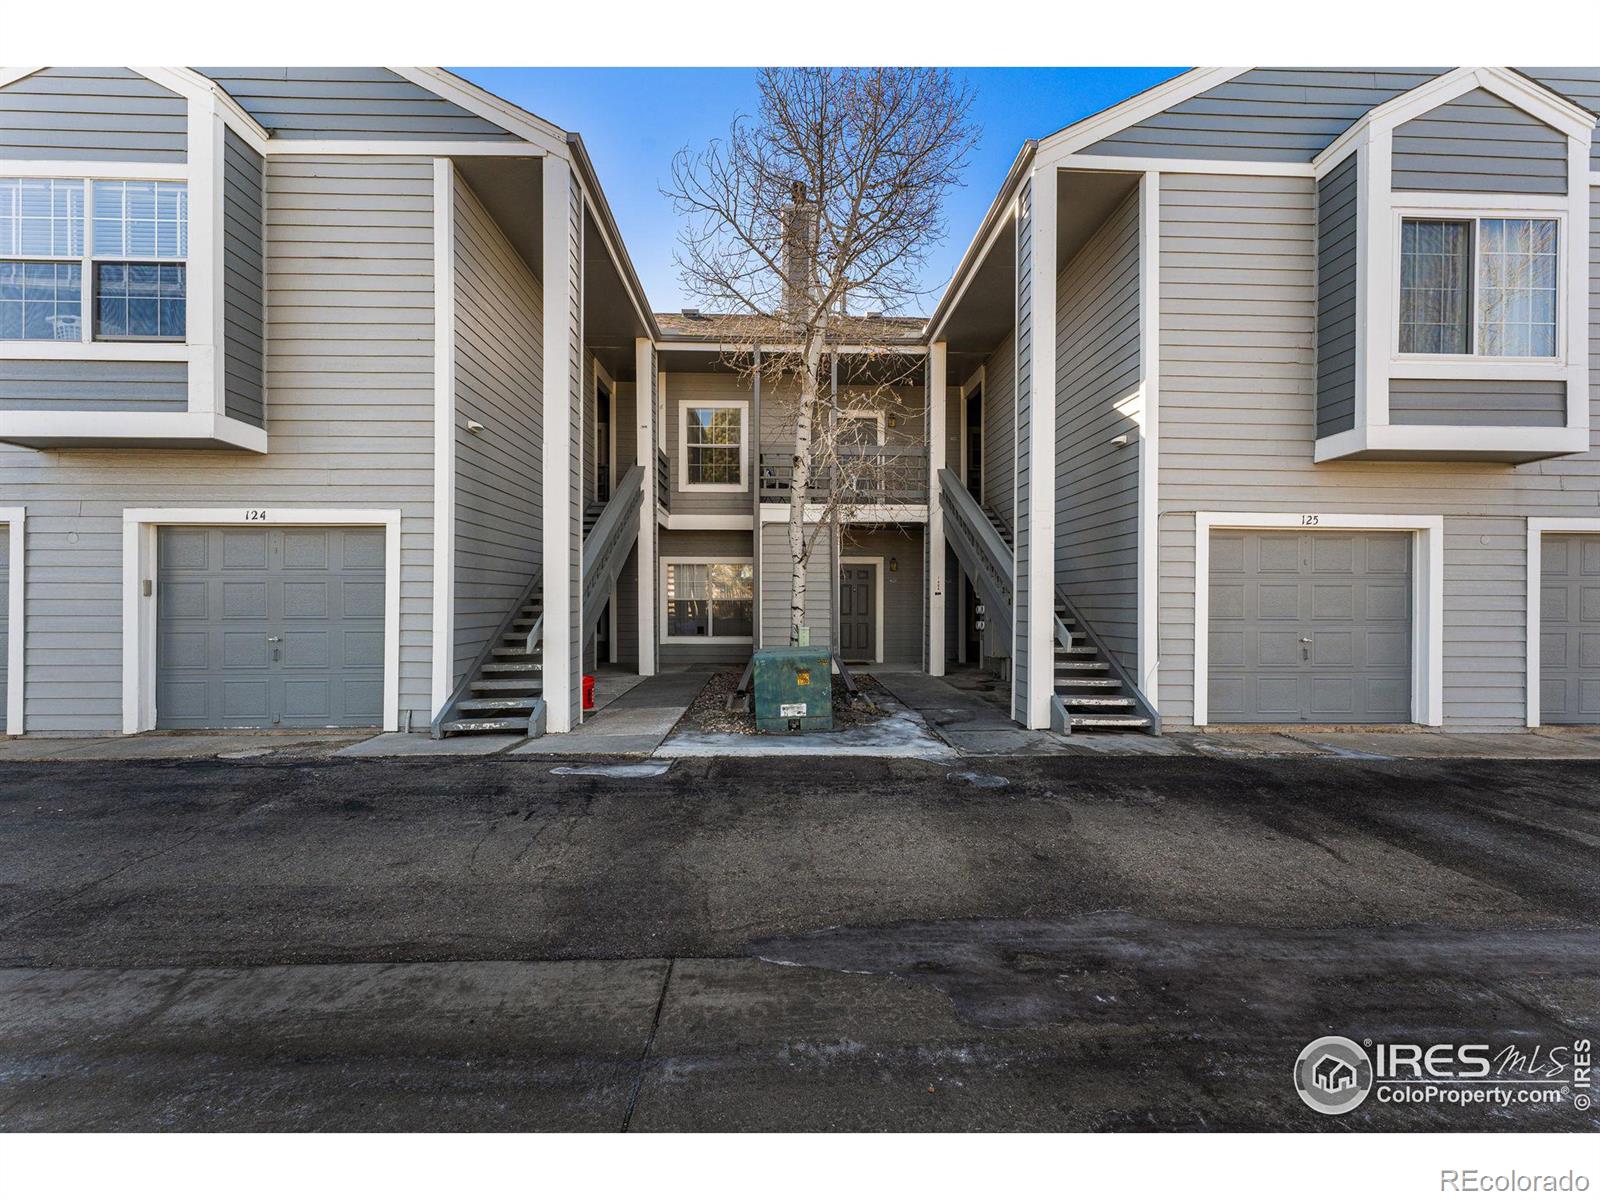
0, 508, 25, 735
663, 514, 754, 531
1191, 512, 1445, 728
758, 504, 928, 525
1524, 518, 1600, 729
1136, 170, 1161, 708
120, 508, 404, 735
838, 555, 886, 665
430, 158, 457, 719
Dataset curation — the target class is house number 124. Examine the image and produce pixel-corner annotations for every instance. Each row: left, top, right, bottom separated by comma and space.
245, 510, 269, 522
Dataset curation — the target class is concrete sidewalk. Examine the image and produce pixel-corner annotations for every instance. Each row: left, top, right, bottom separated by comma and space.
513, 669, 713, 756
875, 671, 1182, 757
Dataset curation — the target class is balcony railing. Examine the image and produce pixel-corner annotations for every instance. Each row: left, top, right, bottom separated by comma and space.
758, 448, 928, 505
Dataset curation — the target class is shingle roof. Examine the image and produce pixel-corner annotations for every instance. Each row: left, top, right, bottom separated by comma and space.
654, 311, 926, 343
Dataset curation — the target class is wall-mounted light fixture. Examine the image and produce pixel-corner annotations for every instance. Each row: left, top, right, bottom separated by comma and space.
889, 557, 898, 573
466, 419, 486, 434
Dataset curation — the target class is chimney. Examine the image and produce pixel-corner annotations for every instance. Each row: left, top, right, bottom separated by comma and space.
781, 181, 817, 321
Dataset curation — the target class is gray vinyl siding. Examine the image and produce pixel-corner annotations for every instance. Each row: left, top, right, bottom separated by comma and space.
839, 526, 925, 666
981, 331, 1016, 534
665, 373, 755, 515
1081, 69, 1445, 163
583, 349, 599, 507
759, 523, 832, 652
1012, 177, 1034, 724
1157, 178, 1600, 733
222, 128, 265, 428
1055, 189, 1141, 673
1316, 154, 1359, 437
1520, 70, 1600, 171
1389, 379, 1567, 427
197, 68, 520, 141
452, 173, 543, 691
0, 156, 436, 733
661, 529, 756, 666
0, 360, 186, 411
0, 68, 187, 162
1392, 88, 1567, 194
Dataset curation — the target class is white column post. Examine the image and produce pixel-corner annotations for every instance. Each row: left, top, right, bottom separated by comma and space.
1024, 166, 1058, 730
927, 340, 947, 675
430, 158, 457, 719
635, 336, 657, 675
541, 156, 577, 733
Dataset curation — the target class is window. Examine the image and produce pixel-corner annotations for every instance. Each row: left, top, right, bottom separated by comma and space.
681, 402, 746, 489
662, 560, 754, 641
1399, 216, 1557, 358
0, 176, 187, 343
837, 409, 886, 448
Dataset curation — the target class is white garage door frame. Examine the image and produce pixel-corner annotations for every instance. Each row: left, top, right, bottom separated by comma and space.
0, 507, 25, 734
121, 508, 403, 735
1193, 512, 1444, 728
1524, 517, 1600, 729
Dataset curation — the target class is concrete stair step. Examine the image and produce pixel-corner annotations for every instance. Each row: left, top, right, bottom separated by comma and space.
481, 661, 542, 674
1054, 660, 1108, 671
1063, 696, 1135, 709
1055, 677, 1121, 689
458, 696, 539, 712
472, 677, 545, 692
1069, 715, 1152, 730
440, 717, 528, 734
491, 646, 540, 658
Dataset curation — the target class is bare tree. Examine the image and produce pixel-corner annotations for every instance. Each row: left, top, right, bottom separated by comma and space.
666, 68, 978, 647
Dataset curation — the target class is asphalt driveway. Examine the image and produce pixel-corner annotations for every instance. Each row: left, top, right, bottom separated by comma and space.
1, 753, 1597, 1131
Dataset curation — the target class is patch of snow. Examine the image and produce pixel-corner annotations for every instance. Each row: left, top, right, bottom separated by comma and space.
946, 770, 1009, 789
551, 760, 674, 778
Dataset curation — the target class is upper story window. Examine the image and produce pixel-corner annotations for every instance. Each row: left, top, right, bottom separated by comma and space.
1399, 216, 1557, 358
0, 176, 187, 343
681, 401, 746, 490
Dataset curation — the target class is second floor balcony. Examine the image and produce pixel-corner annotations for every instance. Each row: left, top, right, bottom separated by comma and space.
757, 446, 928, 507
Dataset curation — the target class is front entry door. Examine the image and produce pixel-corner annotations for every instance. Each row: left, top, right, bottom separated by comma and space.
839, 564, 877, 663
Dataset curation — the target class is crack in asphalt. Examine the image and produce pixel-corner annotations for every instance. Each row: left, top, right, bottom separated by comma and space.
621, 958, 674, 1132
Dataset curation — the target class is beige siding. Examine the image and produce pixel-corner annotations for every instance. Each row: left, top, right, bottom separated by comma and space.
452, 173, 543, 689
1157, 178, 1600, 732
0, 155, 437, 732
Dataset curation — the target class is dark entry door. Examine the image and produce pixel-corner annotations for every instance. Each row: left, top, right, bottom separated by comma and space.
595, 384, 612, 503
839, 564, 877, 663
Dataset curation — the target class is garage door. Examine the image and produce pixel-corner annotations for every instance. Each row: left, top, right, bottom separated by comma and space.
1540, 533, 1600, 724
156, 526, 385, 729
1209, 530, 1412, 724
0, 526, 8, 733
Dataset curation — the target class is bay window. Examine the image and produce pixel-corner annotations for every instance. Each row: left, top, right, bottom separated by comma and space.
1399, 215, 1558, 358
662, 560, 754, 641
0, 176, 187, 344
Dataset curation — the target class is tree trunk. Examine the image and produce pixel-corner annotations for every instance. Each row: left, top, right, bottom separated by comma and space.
787, 341, 824, 645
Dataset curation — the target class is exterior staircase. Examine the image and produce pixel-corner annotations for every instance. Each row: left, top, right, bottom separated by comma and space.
432, 462, 645, 740
433, 587, 546, 737
1050, 597, 1154, 733
981, 503, 1014, 551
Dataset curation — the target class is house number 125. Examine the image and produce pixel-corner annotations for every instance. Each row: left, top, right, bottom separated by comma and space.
1300, 515, 1319, 526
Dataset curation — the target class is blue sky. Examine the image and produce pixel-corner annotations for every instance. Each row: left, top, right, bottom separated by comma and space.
456, 68, 1184, 316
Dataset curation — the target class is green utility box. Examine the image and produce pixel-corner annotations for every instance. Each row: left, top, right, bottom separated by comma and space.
752, 647, 833, 733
